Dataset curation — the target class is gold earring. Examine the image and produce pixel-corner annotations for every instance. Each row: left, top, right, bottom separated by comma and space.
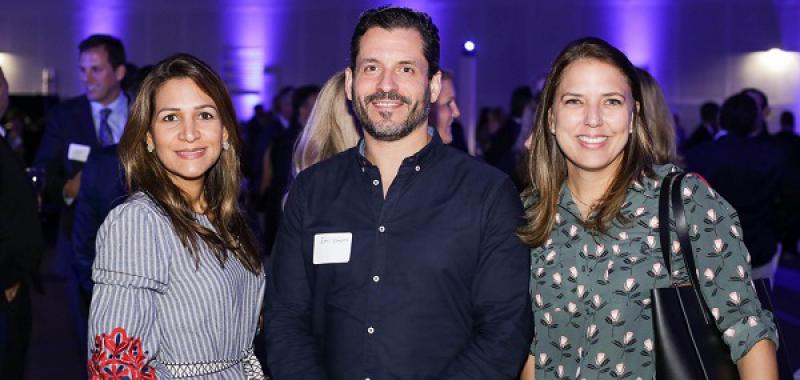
630, 113, 635, 134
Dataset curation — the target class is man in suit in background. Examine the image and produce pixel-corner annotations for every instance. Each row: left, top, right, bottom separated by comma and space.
686, 94, 797, 287
72, 144, 126, 301
428, 69, 461, 146
741, 87, 771, 140
32, 34, 128, 359
0, 64, 45, 380
485, 85, 533, 189
242, 87, 294, 252
684, 101, 719, 150
774, 111, 800, 259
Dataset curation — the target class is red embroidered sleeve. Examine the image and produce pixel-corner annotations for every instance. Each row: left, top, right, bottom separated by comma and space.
88, 327, 157, 380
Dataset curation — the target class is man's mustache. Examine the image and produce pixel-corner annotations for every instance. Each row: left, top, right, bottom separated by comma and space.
364, 90, 411, 105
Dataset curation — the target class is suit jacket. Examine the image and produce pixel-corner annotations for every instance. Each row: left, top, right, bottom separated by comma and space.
72, 145, 126, 296
484, 118, 525, 189
245, 114, 286, 198
32, 95, 98, 234
683, 123, 714, 150
0, 139, 44, 291
685, 135, 798, 266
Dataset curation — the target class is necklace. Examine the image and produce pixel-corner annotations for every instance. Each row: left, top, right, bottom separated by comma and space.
567, 183, 596, 209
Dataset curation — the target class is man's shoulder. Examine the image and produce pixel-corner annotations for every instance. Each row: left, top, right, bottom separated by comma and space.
52, 95, 90, 114
46, 95, 91, 129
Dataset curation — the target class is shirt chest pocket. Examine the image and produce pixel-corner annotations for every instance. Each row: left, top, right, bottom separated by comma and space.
602, 232, 670, 306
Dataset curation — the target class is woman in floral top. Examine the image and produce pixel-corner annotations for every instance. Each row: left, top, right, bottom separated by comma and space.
518, 37, 778, 379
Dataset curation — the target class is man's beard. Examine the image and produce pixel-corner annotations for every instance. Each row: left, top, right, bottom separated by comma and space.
353, 86, 431, 142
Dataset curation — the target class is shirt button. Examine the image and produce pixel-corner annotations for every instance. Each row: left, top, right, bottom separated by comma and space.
415, 165, 421, 172
373, 275, 380, 282
367, 326, 375, 334
372, 179, 380, 186
378, 225, 385, 233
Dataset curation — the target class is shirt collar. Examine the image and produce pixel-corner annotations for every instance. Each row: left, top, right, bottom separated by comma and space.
356, 126, 441, 168
90, 92, 128, 117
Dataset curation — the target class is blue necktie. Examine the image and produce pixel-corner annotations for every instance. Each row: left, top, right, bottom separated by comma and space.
98, 108, 113, 146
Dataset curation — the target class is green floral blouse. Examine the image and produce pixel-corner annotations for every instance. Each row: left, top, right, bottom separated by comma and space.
529, 164, 779, 380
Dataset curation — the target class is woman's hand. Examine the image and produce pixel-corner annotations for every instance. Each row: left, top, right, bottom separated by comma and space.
737, 339, 778, 379
520, 354, 535, 380
4, 282, 20, 303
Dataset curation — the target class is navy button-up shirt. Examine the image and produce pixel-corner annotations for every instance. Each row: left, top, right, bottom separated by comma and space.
266, 135, 533, 379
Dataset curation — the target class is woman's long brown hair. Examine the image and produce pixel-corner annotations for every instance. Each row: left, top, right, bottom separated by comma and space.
519, 37, 658, 247
118, 53, 261, 274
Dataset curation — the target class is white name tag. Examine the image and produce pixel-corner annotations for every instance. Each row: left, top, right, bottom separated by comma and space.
67, 143, 91, 162
313, 232, 352, 264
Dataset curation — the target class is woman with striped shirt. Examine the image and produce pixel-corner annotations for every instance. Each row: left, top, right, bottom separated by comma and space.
87, 54, 265, 379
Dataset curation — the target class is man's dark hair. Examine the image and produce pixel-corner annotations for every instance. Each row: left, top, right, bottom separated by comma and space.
700, 101, 719, 123
740, 87, 769, 110
350, 6, 440, 79
510, 86, 533, 118
79, 34, 126, 69
440, 69, 454, 82
780, 111, 795, 131
720, 93, 758, 136
290, 85, 320, 126
272, 86, 294, 111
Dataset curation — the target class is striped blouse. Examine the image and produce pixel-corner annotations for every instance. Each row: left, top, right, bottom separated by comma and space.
87, 193, 265, 379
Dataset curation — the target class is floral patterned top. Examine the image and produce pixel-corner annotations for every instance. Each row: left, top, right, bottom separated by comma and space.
529, 164, 779, 380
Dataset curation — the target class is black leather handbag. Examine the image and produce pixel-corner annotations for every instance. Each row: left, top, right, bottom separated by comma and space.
652, 171, 740, 380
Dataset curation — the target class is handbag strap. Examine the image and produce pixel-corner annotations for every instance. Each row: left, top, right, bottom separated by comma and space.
658, 172, 681, 275
657, 171, 714, 324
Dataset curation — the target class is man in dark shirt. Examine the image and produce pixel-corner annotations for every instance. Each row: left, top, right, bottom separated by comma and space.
266, 6, 533, 379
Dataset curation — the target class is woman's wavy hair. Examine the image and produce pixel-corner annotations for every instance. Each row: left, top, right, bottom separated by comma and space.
118, 53, 261, 274
292, 70, 360, 174
519, 37, 658, 247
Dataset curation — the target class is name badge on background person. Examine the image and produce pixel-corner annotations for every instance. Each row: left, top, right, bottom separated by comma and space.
313, 233, 352, 264
67, 143, 91, 162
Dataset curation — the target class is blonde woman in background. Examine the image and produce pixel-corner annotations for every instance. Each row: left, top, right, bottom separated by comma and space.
292, 71, 360, 174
